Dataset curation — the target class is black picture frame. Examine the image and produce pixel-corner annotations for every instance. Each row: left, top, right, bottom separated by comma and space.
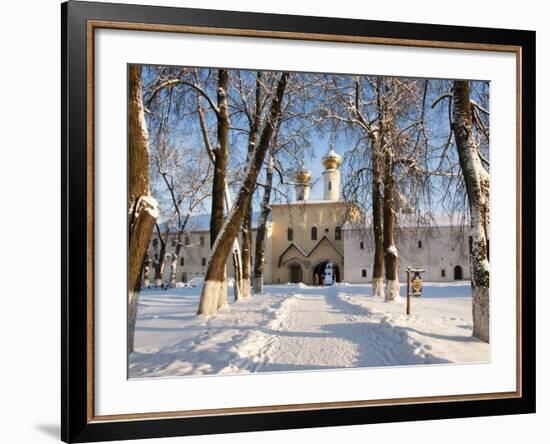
61, 1, 536, 442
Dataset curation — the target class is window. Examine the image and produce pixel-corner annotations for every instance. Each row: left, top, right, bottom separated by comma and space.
335, 226, 341, 241
152, 238, 158, 247
360, 241, 364, 250
201, 257, 206, 267
287, 227, 293, 241
328, 181, 332, 191
199, 236, 205, 246
172, 239, 177, 247
441, 269, 446, 278
418, 240, 422, 248
469, 235, 473, 255
311, 226, 317, 241
185, 236, 190, 246
180, 257, 184, 267
361, 269, 367, 278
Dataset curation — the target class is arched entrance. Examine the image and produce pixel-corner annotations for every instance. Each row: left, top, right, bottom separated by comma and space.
288, 263, 303, 283
454, 265, 463, 280
312, 261, 341, 285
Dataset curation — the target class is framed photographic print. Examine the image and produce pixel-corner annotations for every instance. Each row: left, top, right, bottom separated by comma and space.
61, 0, 536, 442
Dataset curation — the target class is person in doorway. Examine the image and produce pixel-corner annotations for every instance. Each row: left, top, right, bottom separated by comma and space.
313, 274, 319, 286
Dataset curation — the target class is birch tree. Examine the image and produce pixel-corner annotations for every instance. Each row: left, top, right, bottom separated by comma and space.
128, 65, 158, 354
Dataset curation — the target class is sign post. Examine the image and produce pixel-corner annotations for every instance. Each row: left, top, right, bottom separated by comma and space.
406, 267, 411, 315
406, 267, 425, 315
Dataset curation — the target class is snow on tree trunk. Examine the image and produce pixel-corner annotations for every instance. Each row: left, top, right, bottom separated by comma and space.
253, 150, 274, 294
452, 80, 490, 343
217, 267, 228, 309
128, 65, 158, 354
198, 72, 289, 315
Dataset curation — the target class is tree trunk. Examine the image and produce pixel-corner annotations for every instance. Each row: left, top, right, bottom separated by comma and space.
168, 230, 186, 288
142, 255, 152, 288
241, 205, 252, 298
371, 133, 385, 298
207, 69, 230, 308
378, 79, 399, 301
452, 80, 490, 342
155, 224, 168, 288
224, 185, 243, 302
128, 65, 158, 354
383, 141, 399, 301
198, 72, 289, 315
253, 150, 274, 294
168, 253, 178, 287
240, 72, 262, 300
197, 94, 242, 301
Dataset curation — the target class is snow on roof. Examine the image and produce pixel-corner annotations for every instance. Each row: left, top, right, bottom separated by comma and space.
271, 199, 347, 206
159, 211, 270, 233
345, 212, 468, 230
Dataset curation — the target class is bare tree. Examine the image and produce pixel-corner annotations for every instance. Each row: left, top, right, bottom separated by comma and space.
127, 65, 158, 354
198, 72, 290, 315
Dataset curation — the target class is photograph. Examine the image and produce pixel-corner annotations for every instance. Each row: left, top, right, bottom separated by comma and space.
127, 64, 491, 379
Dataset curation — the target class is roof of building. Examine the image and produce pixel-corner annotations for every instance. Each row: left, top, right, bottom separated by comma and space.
271, 199, 348, 207
344, 212, 468, 230
159, 211, 270, 233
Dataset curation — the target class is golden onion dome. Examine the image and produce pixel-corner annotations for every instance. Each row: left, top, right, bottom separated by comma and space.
322, 148, 342, 170
295, 169, 312, 184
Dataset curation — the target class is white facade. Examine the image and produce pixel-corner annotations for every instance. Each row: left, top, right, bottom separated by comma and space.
343, 224, 471, 283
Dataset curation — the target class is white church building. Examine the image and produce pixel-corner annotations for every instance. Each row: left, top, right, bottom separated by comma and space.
146, 149, 471, 286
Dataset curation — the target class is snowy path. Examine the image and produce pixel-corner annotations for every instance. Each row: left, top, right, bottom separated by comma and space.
129, 283, 490, 378
258, 292, 359, 371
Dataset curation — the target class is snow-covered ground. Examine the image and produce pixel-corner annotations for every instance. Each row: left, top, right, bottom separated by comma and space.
129, 282, 489, 378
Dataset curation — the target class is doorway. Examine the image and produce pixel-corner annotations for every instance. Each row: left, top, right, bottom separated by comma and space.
313, 261, 341, 285
288, 264, 303, 283
453, 265, 463, 280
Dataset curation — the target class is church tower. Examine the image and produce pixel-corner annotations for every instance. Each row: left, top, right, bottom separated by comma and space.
295, 169, 311, 201
322, 148, 342, 201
